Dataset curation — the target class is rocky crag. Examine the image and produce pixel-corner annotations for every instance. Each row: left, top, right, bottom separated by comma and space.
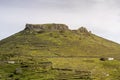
25, 23, 69, 32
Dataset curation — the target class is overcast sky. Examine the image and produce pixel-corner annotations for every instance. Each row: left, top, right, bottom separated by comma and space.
0, 0, 120, 43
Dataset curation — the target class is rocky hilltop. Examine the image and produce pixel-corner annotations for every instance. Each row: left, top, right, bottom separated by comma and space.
25, 23, 69, 32
0, 23, 120, 80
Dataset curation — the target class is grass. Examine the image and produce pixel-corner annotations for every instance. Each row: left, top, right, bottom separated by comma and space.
48, 57, 120, 80
0, 24, 120, 79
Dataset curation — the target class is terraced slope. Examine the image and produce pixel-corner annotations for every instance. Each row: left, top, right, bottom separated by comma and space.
0, 23, 120, 80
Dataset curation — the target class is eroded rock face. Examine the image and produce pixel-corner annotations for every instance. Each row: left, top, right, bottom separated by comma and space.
72, 27, 91, 36
78, 27, 89, 33
25, 23, 69, 31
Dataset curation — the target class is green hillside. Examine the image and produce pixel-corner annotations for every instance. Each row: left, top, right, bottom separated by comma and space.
0, 23, 120, 80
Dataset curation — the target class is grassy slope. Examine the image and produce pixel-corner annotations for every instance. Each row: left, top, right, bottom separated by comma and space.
0, 30, 120, 58
48, 57, 120, 80
0, 28, 120, 80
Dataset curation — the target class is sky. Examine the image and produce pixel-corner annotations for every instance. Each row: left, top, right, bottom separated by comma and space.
0, 0, 120, 43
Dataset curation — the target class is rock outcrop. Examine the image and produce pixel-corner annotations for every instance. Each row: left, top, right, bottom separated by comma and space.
25, 23, 69, 32
78, 27, 89, 33
77, 27, 91, 35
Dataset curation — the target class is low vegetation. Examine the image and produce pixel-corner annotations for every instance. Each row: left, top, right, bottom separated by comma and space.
0, 23, 120, 80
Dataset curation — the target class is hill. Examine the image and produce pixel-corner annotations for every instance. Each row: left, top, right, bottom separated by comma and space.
0, 23, 120, 80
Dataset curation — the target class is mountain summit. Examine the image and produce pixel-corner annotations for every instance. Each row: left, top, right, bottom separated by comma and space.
0, 23, 120, 58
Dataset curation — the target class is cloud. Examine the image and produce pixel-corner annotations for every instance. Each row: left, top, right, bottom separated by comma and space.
0, 0, 120, 43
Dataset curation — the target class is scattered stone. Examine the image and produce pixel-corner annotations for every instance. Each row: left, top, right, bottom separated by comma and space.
100, 58, 107, 61
39, 62, 52, 69
108, 57, 114, 60
14, 68, 22, 75
7, 61, 15, 64
100, 57, 114, 61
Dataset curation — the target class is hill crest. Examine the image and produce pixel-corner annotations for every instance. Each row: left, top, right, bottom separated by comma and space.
0, 23, 120, 58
